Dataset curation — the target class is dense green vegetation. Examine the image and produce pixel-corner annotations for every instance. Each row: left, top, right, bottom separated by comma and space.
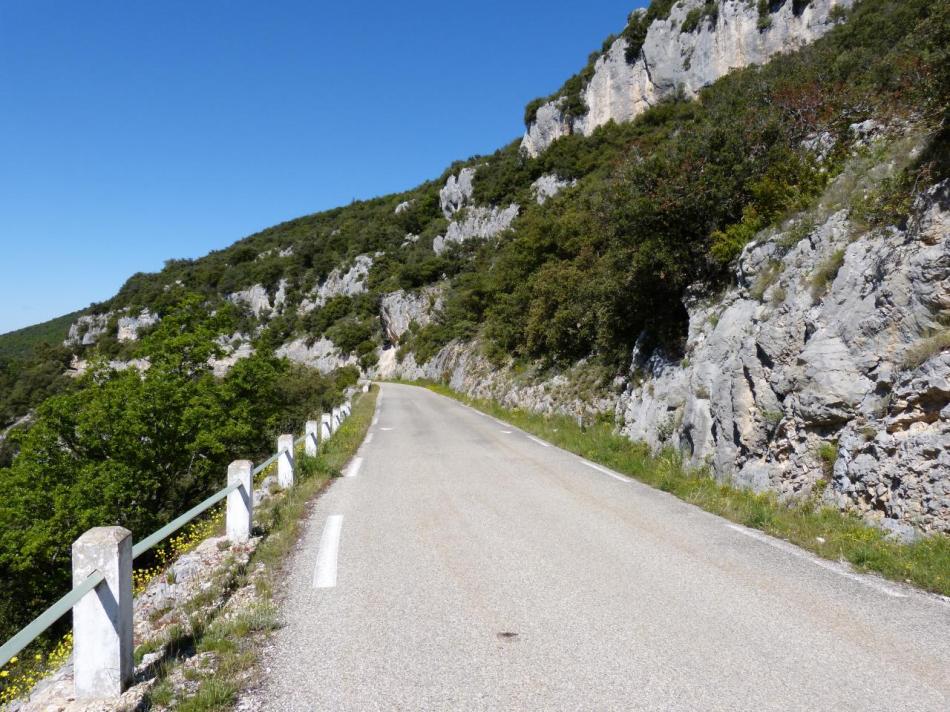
0, 294, 356, 643
420, 381, 950, 596
0, 311, 79, 361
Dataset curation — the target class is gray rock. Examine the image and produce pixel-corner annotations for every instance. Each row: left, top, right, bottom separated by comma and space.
531, 174, 576, 204
65, 313, 112, 347
379, 286, 445, 344
228, 284, 278, 318
522, 0, 854, 156
439, 168, 477, 218
276, 337, 357, 373
433, 205, 519, 255
116, 309, 159, 342
299, 254, 376, 313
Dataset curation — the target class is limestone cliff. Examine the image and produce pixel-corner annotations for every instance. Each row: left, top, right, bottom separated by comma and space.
522, 0, 853, 156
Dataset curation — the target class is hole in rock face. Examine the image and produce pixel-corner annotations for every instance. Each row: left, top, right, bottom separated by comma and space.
497, 631, 519, 640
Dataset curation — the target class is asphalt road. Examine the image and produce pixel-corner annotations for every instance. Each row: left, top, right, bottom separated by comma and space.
252, 383, 949, 711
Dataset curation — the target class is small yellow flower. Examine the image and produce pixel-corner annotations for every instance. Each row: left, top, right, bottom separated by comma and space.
1, 670, 9, 677
8, 657, 16, 663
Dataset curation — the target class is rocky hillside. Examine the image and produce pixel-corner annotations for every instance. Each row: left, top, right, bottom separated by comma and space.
522, 0, 854, 155
4, 0, 947, 538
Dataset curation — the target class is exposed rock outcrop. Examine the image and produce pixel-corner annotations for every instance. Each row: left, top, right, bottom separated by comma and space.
522, 0, 853, 156
379, 285, 445, 344
209, 333, 255, 377
439, 168, 477, 218
65, 313, 111, 347
299, 255, 376, 314
531, 174, 576, 204
116, 309, 159, 342
433, 205, 519, 255
276, 337, 357, 373
228, 280, 287, 319
387, 341, 615, 418
612, 180, 949, 535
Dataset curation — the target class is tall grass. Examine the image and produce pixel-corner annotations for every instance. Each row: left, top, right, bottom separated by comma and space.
417, 381, 949, 597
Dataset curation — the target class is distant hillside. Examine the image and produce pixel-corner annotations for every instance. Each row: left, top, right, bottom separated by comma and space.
0, 311, 80, 361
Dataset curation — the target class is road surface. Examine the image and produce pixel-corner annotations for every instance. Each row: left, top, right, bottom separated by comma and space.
252, 383, 949, 711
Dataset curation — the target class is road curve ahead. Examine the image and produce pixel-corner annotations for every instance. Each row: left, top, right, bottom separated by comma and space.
253, 383, 949, 711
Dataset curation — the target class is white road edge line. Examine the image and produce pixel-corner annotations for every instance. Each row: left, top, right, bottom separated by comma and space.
581, 460, 629, 483
372, 416, 379, 426
313, 515, 344, 589
527, 434, 550, 448
364, 432, 374, 444
346, 456, 364, 478
725, 524, 909, 599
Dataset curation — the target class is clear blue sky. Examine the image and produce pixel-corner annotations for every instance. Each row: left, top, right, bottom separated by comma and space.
0, 0, 642, 334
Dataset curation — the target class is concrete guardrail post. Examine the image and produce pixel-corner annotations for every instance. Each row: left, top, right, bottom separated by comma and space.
320, 413, 332, 440
305, 420, 319, 456
72, 527, 133, 700
277, 434, 295, 488
227, 460, 253, 543
332, 407, 341, 432
362, 383, 369, 393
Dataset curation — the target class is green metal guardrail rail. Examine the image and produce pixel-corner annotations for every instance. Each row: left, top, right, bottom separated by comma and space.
0, 432, 308, 668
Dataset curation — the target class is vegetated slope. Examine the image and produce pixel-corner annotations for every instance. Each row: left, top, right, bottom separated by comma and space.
0, 311, 80, 361
0, 0, 946, 591
0, 294, 360, 646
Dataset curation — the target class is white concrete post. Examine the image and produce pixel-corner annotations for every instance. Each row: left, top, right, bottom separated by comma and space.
332, 407, 341, 432
227, 460, 253, 543
305, 420, 319, 457
320, 413, 332, 440
72, 527, 133, 700
277, 434, 295, 488
362, 383, 369, 393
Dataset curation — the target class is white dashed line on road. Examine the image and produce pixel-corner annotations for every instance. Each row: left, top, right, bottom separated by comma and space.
346, 457, 364, 478
313, 515, 344, 589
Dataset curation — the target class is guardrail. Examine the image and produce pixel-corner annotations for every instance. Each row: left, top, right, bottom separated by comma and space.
0, 395, 355, 701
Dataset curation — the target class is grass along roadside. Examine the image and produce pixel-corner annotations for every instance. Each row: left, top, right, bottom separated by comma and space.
411, 380, 950, 598
143, 385, 379, 711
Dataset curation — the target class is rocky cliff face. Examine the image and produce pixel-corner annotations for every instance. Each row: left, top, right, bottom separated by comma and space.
614, 179, 949, 537
378, 285, 445, 345
299, 255, 376, 314
228, 281, 287, 318
522, 0, 853, 156
433, 169, 519, 255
